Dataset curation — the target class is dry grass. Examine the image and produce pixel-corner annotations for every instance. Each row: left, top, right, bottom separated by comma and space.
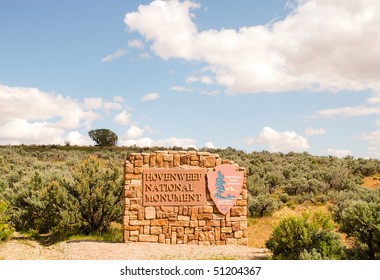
362, 174, 380, 189
247, 203, 334, 248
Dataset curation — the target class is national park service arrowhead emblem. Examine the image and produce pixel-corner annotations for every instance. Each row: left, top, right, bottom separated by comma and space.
207, 164, 244, 215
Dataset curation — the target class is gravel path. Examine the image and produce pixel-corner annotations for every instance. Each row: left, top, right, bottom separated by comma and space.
0, 238, 269, 260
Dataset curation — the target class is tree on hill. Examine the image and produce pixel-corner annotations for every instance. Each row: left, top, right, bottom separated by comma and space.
88, 129, 118, 146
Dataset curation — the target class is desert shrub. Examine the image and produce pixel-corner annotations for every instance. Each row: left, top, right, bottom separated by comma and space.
6, 172, 71, 233
63, 156, 123, 234
333, 199, 380, 259
248, 193, 281, 217
266, 212, 343, 260
0, 200, 13, 241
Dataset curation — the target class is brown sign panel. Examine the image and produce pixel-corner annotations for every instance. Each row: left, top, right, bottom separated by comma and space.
143, 168, 207, 206
207, 164, 244, 215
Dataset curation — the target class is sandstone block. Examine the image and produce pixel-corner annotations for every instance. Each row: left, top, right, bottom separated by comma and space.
158, 234, 166, 243
232, 222, 240, 231
151, 226, 162, 235
129, 220, 151, 226
163, 154, 173, 161
171, 232, 177, 244
203, 156, 216, 167
151, 219, 168, 226
226, 238, 238, 245
134, 160, 143, 167
139, 235, 158, 242
178, 215, 190, 221
221, 227, 232, 233
203, 206, 214, 213
145, 207, 156, 220
144, 226, 150, 235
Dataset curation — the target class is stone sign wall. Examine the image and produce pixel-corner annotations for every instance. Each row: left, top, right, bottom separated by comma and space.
123, 150, 248, 245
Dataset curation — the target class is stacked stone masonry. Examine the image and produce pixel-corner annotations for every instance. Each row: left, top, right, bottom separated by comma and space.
123, 150, 248, 245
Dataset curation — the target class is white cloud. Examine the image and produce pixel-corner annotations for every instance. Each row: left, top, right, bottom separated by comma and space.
186, 75, 214, 85
128, 39, 144, 49
101, 48, 128, 62
114, 110, 132, 125
113, 96, 125, 103
305, 127, 326, 135
84, 97, 103, 110
359, 130, 380, 158
323, 148, 352, 158
0, 119, 64, 145
205, 142, 215, 149
65, 131, 92, 146
125, 0, 380, 95
103, 102, 123, 111
314, 105, 380, 119
125, 125, 144, 139
125, 0, 200, 60
122, 136, 197, 148
0, 84, 102, 145
170, 86, 193, 92
141, 92, 160, 101
246, 126, 310, 153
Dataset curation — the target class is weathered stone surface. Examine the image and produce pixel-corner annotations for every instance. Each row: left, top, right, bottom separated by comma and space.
171, 232, 177, 244
163, 154, 173, 162
139, 235, 158, 242
151, 226, 162, 235
129, 220, 151, 226
158, 234, 166, 243
145, 207, 156, 220
226, 238, 238, 245
232, 222, 240, 231
203, 206, 214, 213
151, 219, 168, 226
202, 156, 216, 167
230, 206, 247, 217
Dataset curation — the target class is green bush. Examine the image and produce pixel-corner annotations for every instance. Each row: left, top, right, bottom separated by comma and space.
63, 156, 123, 234
6, 172, 71, 233
0, 200, 13, 241
266, 212, 343, 260
333, 199, 380, 259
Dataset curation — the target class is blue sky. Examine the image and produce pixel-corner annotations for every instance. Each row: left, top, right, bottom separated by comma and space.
1, 0, 380, 158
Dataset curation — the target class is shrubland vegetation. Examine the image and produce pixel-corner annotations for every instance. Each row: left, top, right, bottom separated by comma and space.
0, 145, 379, 259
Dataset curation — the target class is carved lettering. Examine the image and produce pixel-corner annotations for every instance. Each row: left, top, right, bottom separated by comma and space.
143, 169, 206, 206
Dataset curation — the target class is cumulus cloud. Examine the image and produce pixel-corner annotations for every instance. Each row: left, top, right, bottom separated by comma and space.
125, 125, 144, 139
141, 92, 160, 101
125, 0, 380, 96
204, 142, 215, 149
0, 84, 100, 145
84, 97, 103, 110
101, 48, 128, 62
246, 126, 310, 153
65, 131, 92, 146
103, 102, 123, 111
114, 110, 133, 125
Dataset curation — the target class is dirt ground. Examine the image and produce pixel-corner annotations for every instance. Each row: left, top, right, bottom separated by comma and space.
0, 233, 269, 260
